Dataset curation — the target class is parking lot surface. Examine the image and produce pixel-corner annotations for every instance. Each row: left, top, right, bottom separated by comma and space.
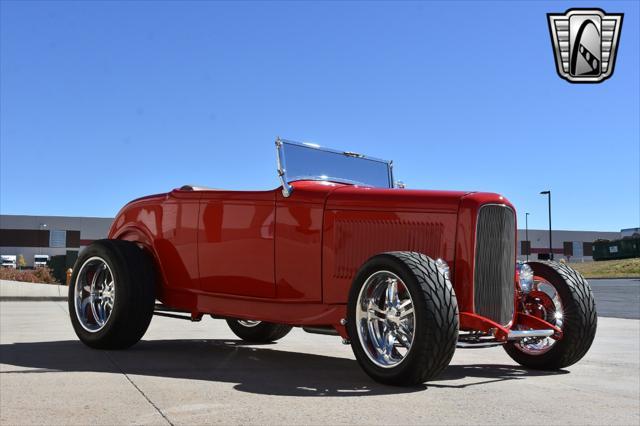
589, 278, 640, 319
1, 299, 638, 425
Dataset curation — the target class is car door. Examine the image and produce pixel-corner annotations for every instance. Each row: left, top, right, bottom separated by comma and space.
198, 189, 276, 298
274, 183, 326, 301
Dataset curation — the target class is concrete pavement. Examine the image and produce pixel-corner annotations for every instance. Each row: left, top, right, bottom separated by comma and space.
1, 301, 638, 425
589, 278, 640, 319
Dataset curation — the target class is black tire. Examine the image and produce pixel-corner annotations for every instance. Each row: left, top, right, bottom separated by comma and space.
226, 319, 292, 343
347, 252, 459, 386
68, 239, 156, 349
504, 261, 597, 369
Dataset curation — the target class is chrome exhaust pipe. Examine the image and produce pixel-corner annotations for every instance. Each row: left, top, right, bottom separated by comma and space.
507, 329, 554, 340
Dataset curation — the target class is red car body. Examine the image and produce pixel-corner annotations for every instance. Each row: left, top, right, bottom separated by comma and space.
108, 180, 560, 341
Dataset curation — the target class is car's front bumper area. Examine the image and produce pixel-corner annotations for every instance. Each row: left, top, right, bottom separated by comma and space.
458, 311, 563, 347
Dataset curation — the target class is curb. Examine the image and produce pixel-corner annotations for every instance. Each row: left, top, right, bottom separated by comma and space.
1, 279, 69, 300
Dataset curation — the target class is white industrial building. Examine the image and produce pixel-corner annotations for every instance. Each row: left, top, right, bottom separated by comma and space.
517, 228, 622, 262
0, 215, 113, 267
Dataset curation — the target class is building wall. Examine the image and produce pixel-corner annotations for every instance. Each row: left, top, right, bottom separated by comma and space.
517, 229, 622, 262
0, 215, 113, 267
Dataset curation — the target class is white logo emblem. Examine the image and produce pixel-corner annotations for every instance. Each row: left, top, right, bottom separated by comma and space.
548, 9, 623, 83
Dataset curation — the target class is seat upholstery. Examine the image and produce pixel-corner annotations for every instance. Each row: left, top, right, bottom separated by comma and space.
180, 185, 216, 191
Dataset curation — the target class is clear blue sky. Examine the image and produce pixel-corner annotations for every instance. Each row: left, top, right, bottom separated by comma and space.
1, 1, 638, 231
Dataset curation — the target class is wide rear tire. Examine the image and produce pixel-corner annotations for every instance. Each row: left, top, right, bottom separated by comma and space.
68, 239, 156, 349
347, 252, 459, 386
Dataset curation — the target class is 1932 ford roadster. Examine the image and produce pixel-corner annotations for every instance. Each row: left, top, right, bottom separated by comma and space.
69, 139, 597, 385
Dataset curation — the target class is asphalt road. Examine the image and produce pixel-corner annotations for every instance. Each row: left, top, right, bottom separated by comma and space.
589, 278, 640, 319
1, 301, 639, 425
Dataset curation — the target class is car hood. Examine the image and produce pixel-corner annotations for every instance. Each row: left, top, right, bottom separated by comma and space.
324, 185, 471, 212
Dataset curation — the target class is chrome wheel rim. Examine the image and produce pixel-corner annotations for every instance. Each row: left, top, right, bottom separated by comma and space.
238, 320, 261, 328
74, 256, 115, 333
356, 271, 415, 368
516, 280, 564, 355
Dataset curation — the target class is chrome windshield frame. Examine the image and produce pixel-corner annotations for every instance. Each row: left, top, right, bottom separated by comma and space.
275, 137, 394, 197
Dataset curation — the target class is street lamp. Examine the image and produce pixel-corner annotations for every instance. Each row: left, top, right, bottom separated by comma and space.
540, 191, 553, 261
525, 212, 530, 262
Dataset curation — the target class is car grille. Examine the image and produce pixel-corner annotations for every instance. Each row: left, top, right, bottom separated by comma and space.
474, 204, 516, 325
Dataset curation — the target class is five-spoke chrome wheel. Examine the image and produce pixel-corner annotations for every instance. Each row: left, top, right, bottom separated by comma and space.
516, 279, 564, 355
355, 270, 415, 368
74, 256, 115, 332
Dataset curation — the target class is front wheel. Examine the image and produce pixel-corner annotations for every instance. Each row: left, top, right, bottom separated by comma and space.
504, 261, 597, 369
347, 252, 459, 386
68, 239, 156, 349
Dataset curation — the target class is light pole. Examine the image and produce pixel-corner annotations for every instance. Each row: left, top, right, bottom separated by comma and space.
540, 191, 553, 261
525, 212, 530, 262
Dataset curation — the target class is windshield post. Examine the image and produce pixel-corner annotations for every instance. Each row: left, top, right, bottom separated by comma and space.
389, 160, 395, 189
275, 137, 294, 197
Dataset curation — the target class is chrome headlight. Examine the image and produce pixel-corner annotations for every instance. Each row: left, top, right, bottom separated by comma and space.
517, 263, 534, 294
435, 258, 450, 280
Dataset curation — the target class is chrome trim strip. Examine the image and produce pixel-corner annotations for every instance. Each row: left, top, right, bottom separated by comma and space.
507, 329, 555, 340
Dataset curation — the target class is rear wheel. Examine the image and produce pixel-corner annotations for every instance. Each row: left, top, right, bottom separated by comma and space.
226, 319, 292, 343
68, 239, 156, 349
504, 261, 597, 369
347, 252, 459, 386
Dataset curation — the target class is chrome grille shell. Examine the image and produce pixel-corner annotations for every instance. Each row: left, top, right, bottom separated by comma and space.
473, 204, 516, 325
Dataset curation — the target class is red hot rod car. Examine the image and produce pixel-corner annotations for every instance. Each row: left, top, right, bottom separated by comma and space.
69, 139, 597, 385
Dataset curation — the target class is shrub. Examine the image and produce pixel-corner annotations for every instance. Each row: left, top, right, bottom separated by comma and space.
33, 267, 59, 284
0, 266, 60, 284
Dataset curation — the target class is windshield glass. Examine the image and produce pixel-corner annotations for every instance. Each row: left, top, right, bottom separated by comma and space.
277, 139, 392, 188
